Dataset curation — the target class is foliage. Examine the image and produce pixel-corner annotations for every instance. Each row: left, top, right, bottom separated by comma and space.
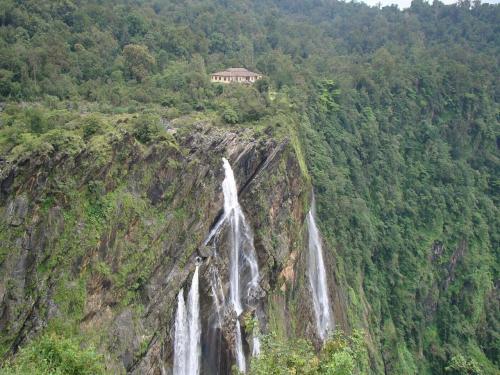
0, 0, 498, 374
255, 78, 270, 94
248, 330, 366, 375
123, 44, 156, 82
81, 115, 105, 139
0, 332, 105, 375
445, 355, 483, 375
222, 107, 239, 124
131, 114, 163, 143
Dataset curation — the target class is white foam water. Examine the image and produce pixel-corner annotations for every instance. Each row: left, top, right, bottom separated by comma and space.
307, 198, 334, 341
173, 289, 188, 375
223, 158, 261, 371
173, 266, 201, 375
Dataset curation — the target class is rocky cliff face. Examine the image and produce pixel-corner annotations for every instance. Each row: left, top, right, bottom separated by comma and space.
0, 118, 348, 373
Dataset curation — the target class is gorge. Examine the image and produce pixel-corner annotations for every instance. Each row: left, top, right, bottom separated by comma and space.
0, 1, 498, 374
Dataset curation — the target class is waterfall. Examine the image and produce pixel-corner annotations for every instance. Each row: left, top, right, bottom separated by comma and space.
252, 326, 261, 356
174, 266, 201, 375
222, 158, 261, 372
209, 264, 226, 325
173, 289, 188, 375
222, 159, 259, 315
306, 198, 333, 341
235, 320, 246, 373
187, 266, 201, 375
202, 158, 261, 372
205, 264, 226, 374
202, 158, 263, 373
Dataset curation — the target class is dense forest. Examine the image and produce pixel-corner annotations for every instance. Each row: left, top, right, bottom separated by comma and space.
0, 0, 498, 374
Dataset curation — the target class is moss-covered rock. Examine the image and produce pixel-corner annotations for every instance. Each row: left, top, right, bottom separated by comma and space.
0, 111, 330, 373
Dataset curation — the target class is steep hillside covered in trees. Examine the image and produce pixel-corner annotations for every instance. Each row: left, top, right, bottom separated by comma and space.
0, 0, 498, 374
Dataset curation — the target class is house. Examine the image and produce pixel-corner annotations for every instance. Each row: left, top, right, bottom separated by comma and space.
211, 68, 262, 84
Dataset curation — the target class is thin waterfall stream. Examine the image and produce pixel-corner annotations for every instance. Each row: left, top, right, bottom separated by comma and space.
173, 265, 201, 375
307, 197, 334, 341
173, 289, 188, 375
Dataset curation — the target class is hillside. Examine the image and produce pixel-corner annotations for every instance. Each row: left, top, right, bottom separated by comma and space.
0, 0, 499, 374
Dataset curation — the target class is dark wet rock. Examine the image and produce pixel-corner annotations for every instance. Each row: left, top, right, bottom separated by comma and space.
430, 240, 445, 261
6, 195, 28, 226
0, 167, 15, 201
110, 309, 143, 370
247, 284, 265, 306
45, 298, 60, 320
221, 306, 238, 350
198, 245, 212, 258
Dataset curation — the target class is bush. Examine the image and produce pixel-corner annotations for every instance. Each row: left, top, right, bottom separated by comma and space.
445, 355, 483, 375
81, 115, 104, 140
0, 69, 16, 98
219, 85, 269, 122
248, 330, 366, 375
26, 108, 48, 134
0, 332, 105, 375
222, 107, 239, 124
131, 115, 162, 143
255, 78, 270, 93
248, 335, 318, 375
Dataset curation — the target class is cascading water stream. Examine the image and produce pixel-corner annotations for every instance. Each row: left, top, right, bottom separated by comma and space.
173, 265, 201, 375
307, 198, 334, 341
187, 266, 201, 375
221, 158, 261, 372
173, 289, 188, 375
235, 320, 246, 373
205, 262, 228, 375
209, 265, 225, 326
252, 326, 261, 356
203, 158, 262, 373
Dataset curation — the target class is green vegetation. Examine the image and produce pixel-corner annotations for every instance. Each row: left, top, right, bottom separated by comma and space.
248, 331, 367, 375
0, 0, 498, 374
0, 332, 105, 375
445, 354, 483, 375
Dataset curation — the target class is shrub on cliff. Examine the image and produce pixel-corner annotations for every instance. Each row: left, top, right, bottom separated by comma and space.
222, 107, 239, 124
445, 355, 483, 375
131, 115, 163, 144
0, 332, 105, 375
248, 330, 367, 375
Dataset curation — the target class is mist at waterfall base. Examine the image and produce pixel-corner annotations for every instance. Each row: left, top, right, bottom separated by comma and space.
173, 266, 201, 375
307, 200, 334, 341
